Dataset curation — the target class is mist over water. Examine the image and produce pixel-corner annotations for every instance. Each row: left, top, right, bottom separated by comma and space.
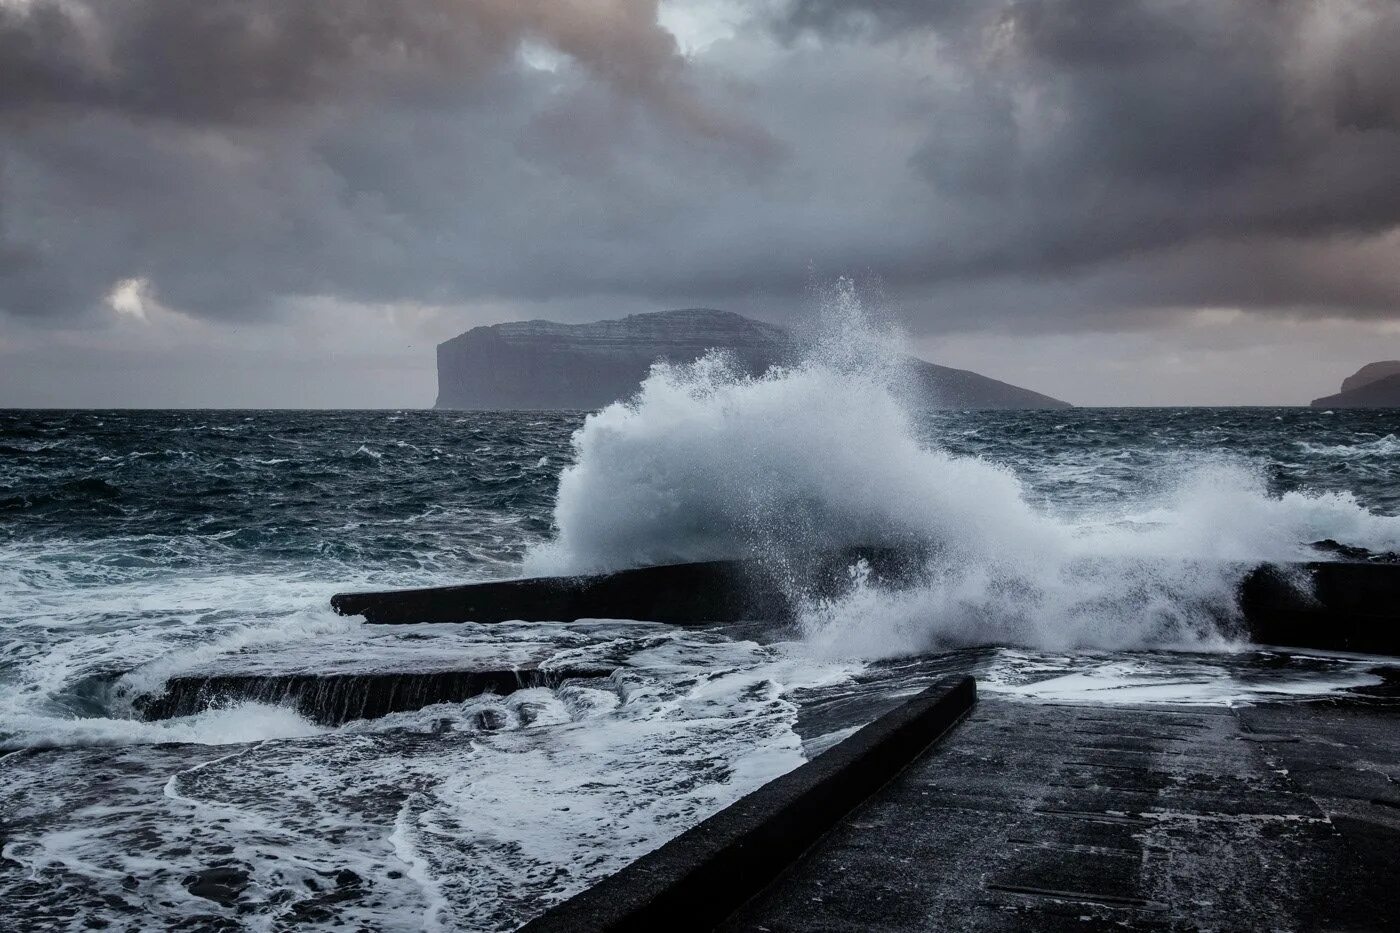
529, 284, 1400, 656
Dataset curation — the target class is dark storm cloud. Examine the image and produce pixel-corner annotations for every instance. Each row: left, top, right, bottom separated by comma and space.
848, 0, 1397, 261
0, 0, 761, 133
0, 0, 777, 320
0, 1, 475, 121
763, 0, 1400, 326
0, 0, 1398, 335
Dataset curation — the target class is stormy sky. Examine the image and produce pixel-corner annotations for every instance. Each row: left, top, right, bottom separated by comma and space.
2, 0, 1398, 407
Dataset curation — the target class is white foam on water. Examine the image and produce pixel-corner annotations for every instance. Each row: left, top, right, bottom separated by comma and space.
380, 632, 829, 929
0, 539, 460, 749
7, 701, 328, 749
526, 282, 1400, 658
0, 558, 362, 748
5, 308, 1400, 928
1295, 434, 1400, 458
977, 648, 1387, 706
0, 625, 831, 930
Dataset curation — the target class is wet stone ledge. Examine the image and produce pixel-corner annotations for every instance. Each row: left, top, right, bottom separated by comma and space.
132, 667, 617, 726
333, 553, 1400, 656
724, 694, 1400, 932
330, 548, 927, 625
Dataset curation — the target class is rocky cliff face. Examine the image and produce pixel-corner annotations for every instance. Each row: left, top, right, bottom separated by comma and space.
435, 308, 1071, 410
1340, 361, 1400, 394
1312, 372, 1400, 408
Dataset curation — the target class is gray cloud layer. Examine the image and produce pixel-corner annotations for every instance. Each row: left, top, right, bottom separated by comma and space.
1, 0, 1398, 344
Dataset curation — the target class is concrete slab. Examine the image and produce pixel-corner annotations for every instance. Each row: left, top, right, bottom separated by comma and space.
725, 697, 1400, 932
133, 666, 617, 725
520, 676, 976, 933
333, 555, 1400, 655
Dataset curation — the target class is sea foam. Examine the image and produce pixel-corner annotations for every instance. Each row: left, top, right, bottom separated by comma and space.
526, 283, 1400, 658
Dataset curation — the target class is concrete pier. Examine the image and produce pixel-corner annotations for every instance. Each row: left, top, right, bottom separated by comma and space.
724, 694, 1400, 931
333, 554, 1400, 655
523, 686, 1400, 931
331, 559, 774, 625
522, 676, 977, 933
320, 556, 1400, 930
130, 666, 615, 725
330, 549, 926, 625
1241, 560, 1400, 653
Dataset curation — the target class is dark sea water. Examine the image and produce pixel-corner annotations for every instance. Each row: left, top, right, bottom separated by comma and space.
3, 403, 1400, 930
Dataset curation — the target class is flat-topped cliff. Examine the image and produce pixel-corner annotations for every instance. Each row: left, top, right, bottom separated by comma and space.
1312, 360, 1400, 408
1340, 360, 1400, 394
1312, 372, 1400, 408
435, 309, 1070, 410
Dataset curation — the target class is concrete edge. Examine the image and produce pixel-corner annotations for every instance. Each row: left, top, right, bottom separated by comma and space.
518, 674, 978, 933
332, 556, 1400, 657
329, 549, 925, 625
130, 666, 619, 725
1242, 561, 1400, 655
330, 560, 770, 625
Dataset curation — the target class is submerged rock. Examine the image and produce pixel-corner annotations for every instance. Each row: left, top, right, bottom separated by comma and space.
183, 866, 248, 906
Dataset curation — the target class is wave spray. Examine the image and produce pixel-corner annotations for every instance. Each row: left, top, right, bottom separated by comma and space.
526, 282, 1400, 658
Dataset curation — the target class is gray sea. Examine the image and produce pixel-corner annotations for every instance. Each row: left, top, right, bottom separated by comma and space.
3, 396, 1400, 929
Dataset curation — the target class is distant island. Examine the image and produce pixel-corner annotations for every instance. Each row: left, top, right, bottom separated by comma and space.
435, 309, 1071, 410
1311, 361, 1400, 408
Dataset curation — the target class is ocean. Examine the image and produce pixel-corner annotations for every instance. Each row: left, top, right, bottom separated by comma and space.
4, 353, 1400, 928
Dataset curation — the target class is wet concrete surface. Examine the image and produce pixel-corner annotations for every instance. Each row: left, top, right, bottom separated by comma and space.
520, 677, 977, 933
133, 666, 617, 724
724, 695, 1400, 932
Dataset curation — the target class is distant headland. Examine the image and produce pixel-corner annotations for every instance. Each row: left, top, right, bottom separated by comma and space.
1311, 361, 1400, 408
435, 309, 1071, 410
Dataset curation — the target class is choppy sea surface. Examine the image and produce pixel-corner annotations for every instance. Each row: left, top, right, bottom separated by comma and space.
3, 402, 1400, 930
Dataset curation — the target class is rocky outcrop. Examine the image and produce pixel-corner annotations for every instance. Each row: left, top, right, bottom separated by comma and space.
435, 308, 1070, 410
901, 358, 1070, 410
1311, 372, 1400, 408
1340, 360, 1400, 394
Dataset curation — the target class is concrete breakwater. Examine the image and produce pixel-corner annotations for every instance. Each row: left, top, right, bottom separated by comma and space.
322, 556, 1400, 930
517, 665, 1400, 932
522, 675, 977, 932
721, 690, 1400, 932
329, 548, 925, 626
333, 551, 1400, 655
128, 666, 617, 726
